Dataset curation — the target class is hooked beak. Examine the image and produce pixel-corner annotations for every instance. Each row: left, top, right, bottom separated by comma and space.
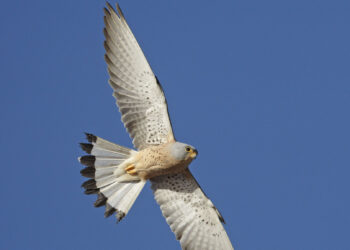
190, 149, 198, 159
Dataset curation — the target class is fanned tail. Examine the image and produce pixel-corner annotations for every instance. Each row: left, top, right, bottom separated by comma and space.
78, 133, 146, 222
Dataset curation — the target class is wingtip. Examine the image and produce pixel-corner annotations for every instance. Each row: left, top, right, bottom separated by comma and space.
116, 3, 125, 19
105, 1, 114, 10
106, 1, 117, 15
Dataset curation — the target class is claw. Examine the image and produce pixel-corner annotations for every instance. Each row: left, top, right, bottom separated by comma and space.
125, 164, 137, 175
127, 169, 137, 175
125, 164, 135, 171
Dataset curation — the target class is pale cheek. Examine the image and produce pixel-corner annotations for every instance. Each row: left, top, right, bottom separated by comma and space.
171, 149, 186, 161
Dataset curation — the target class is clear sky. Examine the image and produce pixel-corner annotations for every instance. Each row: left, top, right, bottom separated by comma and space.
1, 0, 349, 249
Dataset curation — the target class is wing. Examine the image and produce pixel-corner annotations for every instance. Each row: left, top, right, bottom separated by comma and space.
103, 3, 174, 150
151, 170, 234, 250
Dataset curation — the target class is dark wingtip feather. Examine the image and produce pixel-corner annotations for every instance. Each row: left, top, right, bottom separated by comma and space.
79, 155, 95, 167
84, 133, 97, 143
103, 40, 109, 52
94, 193, 107, 207
116, 3, 125, 19
103, 7, 110, 17
104, 203, 116, 217
80, 167, 95, 178
106, 1, 115, 13
103, 15, 108, 26
80, 143, 93, 154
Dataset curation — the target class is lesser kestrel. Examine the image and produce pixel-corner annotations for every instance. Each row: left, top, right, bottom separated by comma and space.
78, 3, 234, 249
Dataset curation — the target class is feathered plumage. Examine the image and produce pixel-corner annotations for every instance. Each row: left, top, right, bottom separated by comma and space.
78, 3, 234, 249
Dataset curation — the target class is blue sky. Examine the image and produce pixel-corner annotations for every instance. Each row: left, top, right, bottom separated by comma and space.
1, 0, 349, 249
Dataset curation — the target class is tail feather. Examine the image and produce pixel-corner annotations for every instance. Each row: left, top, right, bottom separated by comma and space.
118, 181, 145, 213
78, 133, 146, 222
100, 182, 125, 197
107, 184, 134, 208
95, 175, 118, 188
94, 193, 107, 207
85, 132, 131, 155
80, 167, 95, 178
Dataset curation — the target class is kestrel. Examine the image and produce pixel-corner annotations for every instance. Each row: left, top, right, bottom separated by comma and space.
78, 3, 234, 249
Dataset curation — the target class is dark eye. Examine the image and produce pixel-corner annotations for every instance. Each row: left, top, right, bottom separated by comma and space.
185, 146, 191, 152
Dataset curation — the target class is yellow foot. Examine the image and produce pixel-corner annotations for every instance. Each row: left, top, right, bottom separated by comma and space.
125, 164, 137, 175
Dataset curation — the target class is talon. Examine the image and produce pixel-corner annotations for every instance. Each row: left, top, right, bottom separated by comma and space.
127, 169, 137, 175
125, 164, 137, 175
125, 164, 135, 171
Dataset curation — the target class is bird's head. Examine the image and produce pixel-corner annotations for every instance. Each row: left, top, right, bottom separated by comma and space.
170, 142, 198, 162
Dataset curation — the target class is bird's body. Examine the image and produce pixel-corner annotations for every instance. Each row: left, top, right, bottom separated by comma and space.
121, 142, 197, 180
78, 2, 234, 249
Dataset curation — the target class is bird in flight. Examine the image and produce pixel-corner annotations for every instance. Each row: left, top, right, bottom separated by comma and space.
78, 2, 234, 249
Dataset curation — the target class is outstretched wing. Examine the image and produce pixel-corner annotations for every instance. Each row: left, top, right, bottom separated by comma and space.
103, 3, 174, 150
151, 170, 234, 250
